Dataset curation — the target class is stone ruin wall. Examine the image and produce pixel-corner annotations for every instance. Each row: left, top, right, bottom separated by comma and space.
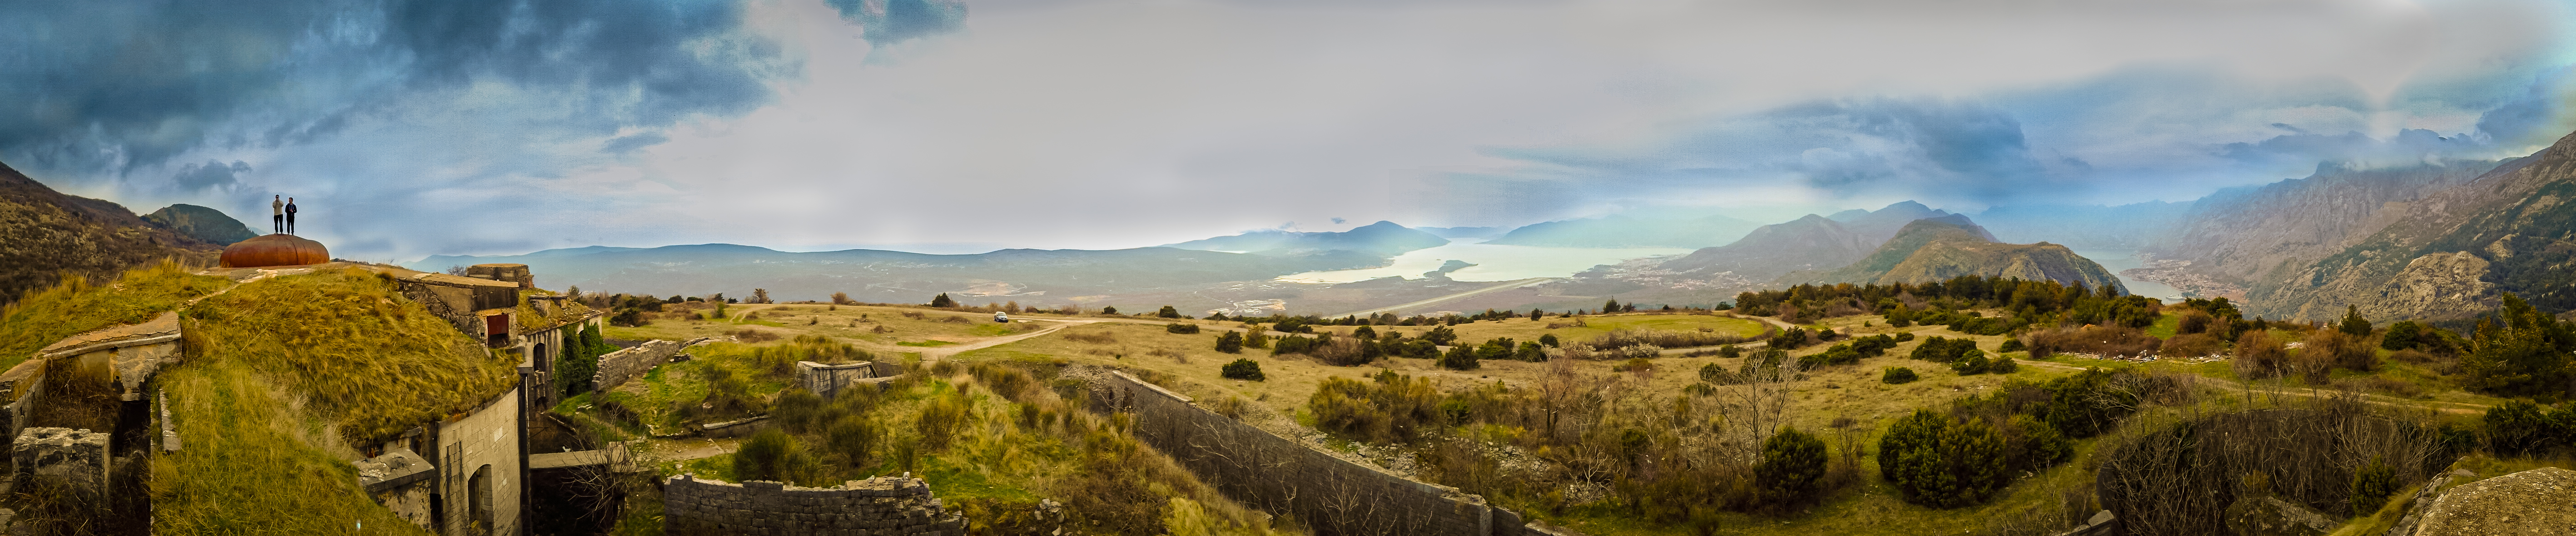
662, 475, 964, 536
794, 361, 876, 400
1093, 371, 1553, 536
591, 338, 702, 393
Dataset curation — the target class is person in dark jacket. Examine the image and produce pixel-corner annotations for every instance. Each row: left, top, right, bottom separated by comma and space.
285, 197, 299, 234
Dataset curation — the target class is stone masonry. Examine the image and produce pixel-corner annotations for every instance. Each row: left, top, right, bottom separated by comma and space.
662, 475, 965, 536
1094, 371, 1546, 536
592, 338, 706, 393
11, 428, 109, 498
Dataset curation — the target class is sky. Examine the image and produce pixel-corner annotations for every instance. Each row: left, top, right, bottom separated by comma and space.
5, 0, 2575, 261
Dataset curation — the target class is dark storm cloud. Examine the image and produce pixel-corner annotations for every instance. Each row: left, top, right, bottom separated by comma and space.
1485, 97, 2080, 205
170, 160, 251, 192
0, 0, 782, 176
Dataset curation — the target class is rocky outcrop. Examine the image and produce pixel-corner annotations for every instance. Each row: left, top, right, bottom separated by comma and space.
2221, 495, 2336, 536
2409, 467, 2576, 536
2249, 130, 2576, 320
2362, 252, 2497, 319
2149, 161, 2499, 289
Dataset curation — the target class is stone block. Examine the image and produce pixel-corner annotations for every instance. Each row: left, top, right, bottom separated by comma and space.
2411, 467, 2576, 536
2223, 496, 2336, 536
10, 428, 108, 498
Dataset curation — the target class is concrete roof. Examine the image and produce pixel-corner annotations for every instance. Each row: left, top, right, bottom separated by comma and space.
403, 272, 522, 289
38, 311, 183, 359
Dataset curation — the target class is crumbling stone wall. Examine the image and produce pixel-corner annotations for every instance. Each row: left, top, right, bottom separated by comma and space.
794, 361, 875, 400
591, 338, 702, 392
662, 475, 965, 535
395, 273, 521, 338
1094, 371, 1543, 536
11, 428, 109, 499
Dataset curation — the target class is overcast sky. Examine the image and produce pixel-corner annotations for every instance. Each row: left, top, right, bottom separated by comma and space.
6, 0, 2573, 261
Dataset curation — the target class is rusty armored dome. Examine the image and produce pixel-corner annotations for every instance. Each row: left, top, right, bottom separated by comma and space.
218, 234, 331, 268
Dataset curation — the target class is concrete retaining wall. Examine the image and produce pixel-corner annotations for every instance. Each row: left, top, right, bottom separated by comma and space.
592, 338, 700, 393
1094, 371, 1543, 536
663, 475, 964, 536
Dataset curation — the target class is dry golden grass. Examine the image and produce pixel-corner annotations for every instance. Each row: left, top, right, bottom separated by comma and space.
0, 260, 228, 370
154, 359, 436, 535
183, 267, 518, 446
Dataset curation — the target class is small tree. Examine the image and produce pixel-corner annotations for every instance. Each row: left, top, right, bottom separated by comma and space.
1603, 299, 1621, 313
2350, 457, 2398, 515
1215, 331, 1244, 353
1529, 308, 1544, 320
1879, 409, 2006, 508
2339, 305, 2372, 337
1221, 358, 1265, 381
1757, 427, 1829, 507
1100, 305, 1119, 315
1538, 334, 1559, 348
928, 293, 957, 308
752, 288, 772, 304
1424, 325, 1458, 346
1156, 305, 1182, 319
831, 292, 853, 305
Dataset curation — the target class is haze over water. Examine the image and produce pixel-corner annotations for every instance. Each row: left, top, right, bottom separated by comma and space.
1279, 240, 1693, 283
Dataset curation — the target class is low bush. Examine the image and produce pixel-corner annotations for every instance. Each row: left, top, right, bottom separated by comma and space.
1882, 367, 1919, 384
1165, 323, 1201, 334
735, 428, 813, 483
2024, 325, 2160, 359
2350, 457, 2398, 515
1997, 338, 2025, 353
1986, 356, 2017, 374
1213, 331, 1243, 353
1308, 372, 1443, 443
1950, 351, 1992, 375
1702, 363, 1742, 385
2234, 330, 2289, 379
1878, 409, 2007, 508
1756, 427, 1829, 507
2482, 399, 2566, 455
2160, 332, 2224, 359
1220, 359, 1265, 381
1909, 336, 1980, 364
1438, 345, 1479, 370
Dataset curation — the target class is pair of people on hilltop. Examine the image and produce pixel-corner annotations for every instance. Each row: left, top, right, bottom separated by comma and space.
270, 195, 300, 235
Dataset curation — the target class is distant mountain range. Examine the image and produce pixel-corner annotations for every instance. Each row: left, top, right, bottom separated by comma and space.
413, 244, 1386, 303
0, 161, 221, 302
1481, 213, 1762, 248
1160, 220, 1448, 256
1656, 214, 1875, 281
2242, 143, 2575, 321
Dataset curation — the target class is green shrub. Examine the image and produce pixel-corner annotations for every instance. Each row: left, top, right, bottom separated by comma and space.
1987, 356, 2017, 374
916, 393, 968, 452
1221, 359, 1265, 381
1756, 427, 1829, 506
772, 389, 826, 433
2004, 415, 2070, 472
1214, 330, 1243, 353
824, 416, 878, 467
735, 428, 800, 482
1801, 344, 1862, 367
1701, 363, 1741, 385
1438, 344, 1480, 370
2482, 399, 2565, 455
1878, 409, 2007, 508
2350, 457, 2398, 515
1997, 338, 2025, 353
1166, 323, 1201, 334
1538, 334, 1559, 347
1882, 367, 1918, 384
1895, 332, 1915, 342
1950, 350, 1990, 375
1156, 305, 1183, 318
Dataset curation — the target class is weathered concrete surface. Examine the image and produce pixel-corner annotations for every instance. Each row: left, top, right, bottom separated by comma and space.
35, 311, 183, 401
10, 428, 109, 498
357, 447, 438, 531
528, 441, 636, 472
662, 475, 964, 535
794, 360, 874, 400
2223, 496, 2336, 536
2411, 467, 2576, 536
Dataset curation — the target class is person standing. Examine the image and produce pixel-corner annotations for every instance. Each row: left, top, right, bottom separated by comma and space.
285, 197, 299, 235
271, 195, 284, 234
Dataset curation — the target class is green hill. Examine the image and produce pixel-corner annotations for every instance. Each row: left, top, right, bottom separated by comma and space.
143, 203, 258, 245
0, 160, 218, 303
1782, 216, 2125, 292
